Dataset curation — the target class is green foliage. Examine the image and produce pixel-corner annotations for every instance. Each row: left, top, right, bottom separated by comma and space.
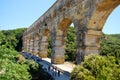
0, 46, 18, 60
108, 34, 120, 40
25, 60, 53, 80
72, 33, 120, 80
65, 27, 76, 61
0, 46, 31, 80
70, 54, 120, 80
0, 60, 30, 80
0, 28, 53, 80
0, 29, 31, 80
100, 34, 120, 64
0, 31, 5, 45
48, 38, 52, 58
1, 28, 26, 51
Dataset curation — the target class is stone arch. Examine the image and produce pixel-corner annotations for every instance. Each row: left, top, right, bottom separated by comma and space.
88, 0, 120, 30
39, 29, 50, 58
51, 18, 77, 64
58, 18, 72, 34
74, 0, 120, 64
77, 0, 120, 64
87, 0, 120, 50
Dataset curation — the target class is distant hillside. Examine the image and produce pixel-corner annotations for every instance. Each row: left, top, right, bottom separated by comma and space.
108, 34, 120, 40
0, 28, 27, 51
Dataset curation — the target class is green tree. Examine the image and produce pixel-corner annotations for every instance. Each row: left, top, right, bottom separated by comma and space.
65, 27, 76, 61
1, 28, 26, 51
100, 34, 120, 64
0, 46, 31, 80
70, 54, 120, 80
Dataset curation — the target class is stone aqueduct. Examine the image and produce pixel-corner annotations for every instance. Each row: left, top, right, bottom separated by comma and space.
23, 0, 120, 64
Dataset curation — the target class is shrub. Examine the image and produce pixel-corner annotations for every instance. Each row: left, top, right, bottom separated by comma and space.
70, 54, 120, 80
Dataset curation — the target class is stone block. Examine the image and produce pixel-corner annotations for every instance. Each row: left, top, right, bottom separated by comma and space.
52, 56, 65, 64
85, 35, 98, 46
55, 40, 62, 46
87, 30, 102, 36
54, 47, 65, 55
84, 47, 99, 56
34, 52, 38, 55
39, 53, 47, 58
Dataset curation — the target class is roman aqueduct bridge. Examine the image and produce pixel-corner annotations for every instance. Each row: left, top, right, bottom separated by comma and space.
23, 0, 120, 64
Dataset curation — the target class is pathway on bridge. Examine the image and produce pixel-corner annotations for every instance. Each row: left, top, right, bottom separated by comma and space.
20, 52, 76, 80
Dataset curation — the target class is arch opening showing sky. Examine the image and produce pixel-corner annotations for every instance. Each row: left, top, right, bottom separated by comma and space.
102, 5, 120, 34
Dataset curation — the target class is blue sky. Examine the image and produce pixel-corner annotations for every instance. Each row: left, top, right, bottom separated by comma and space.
0, 0, 120, 34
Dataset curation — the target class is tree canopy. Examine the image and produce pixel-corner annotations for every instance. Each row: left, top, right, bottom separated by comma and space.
0, 28, 53, 80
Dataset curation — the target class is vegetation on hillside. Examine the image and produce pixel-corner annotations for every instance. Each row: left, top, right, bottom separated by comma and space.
0, 29, 30, 79
100, 34, 120, 64
0, 28, 53, 80
1, 28, 26, 51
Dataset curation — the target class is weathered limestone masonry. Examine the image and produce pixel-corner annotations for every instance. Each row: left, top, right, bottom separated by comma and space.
23, 0, 120, 64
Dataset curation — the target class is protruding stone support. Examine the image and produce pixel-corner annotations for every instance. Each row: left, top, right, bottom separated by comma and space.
51, 30, 65, 64
52, 46, 65, 64
27, 39, 30, 52
25, 40, 27, 52
29, 39, 33, 53
23, 38, 27, 52
39, 36, 48, 58
34, 37, 39, 55
74, 20, 101, 64
31, 34, 35, 54
84, 30, 102, 54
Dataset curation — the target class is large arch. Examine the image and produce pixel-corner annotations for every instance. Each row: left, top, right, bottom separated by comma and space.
88, 0, 120, 30
51, 18, 76, 64
87, 1, 120, 53
84, 0, 120, 58
74, 0, 120, 64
